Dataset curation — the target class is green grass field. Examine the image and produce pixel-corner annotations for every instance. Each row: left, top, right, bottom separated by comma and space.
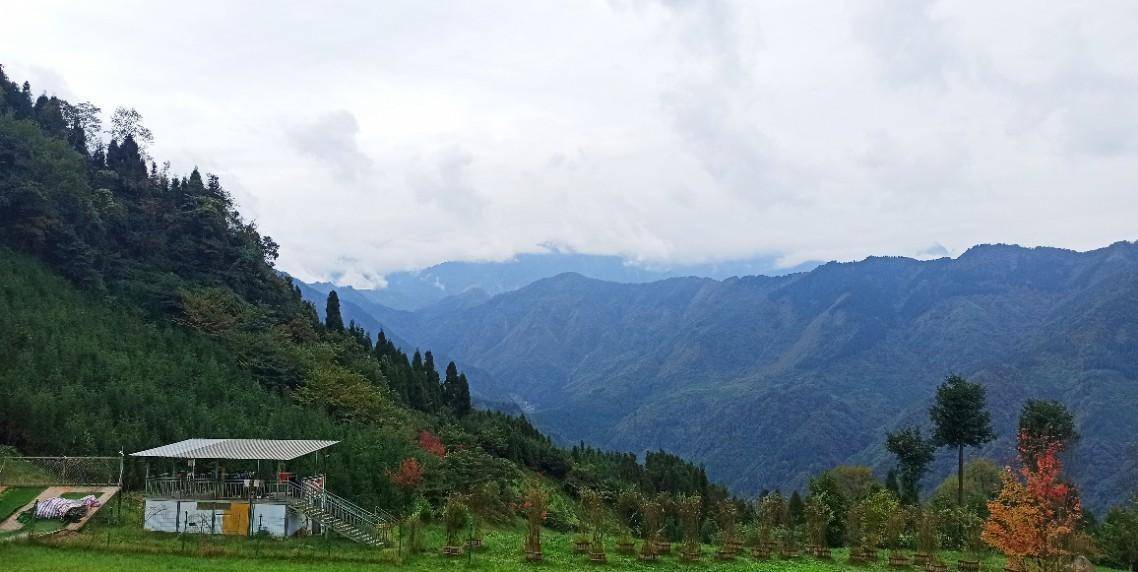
0, 495, 1120, 572
0, 487, 45, 522
0, 537, 1006, 572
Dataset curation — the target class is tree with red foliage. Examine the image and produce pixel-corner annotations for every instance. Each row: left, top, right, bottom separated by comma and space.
389, 457, 425, 489
418, 430, 446, 458
982, 432, 1083, 572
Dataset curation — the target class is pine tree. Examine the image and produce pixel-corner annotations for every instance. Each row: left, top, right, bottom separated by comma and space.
423, 351, 441, 409
443, 361, 460, 409
455, 373, 472, 416
375, 330, 388, 356
929, 374, 995, 506
68, 117, 88, 156
1018, 400, 1078, 467
788, 490, 805, 526
885, 426, 936, 504
324, 291, 344, 332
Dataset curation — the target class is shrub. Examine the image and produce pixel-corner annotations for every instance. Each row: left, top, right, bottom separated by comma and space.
717, 499, 738, 548
442, 494, 470, 547
521, 482, 550, 555
639, 498, 663, 556
805, 494, 834, 548
581, 488, 607, 554
1096, 499, 1138, 571
678, 494, 702, 553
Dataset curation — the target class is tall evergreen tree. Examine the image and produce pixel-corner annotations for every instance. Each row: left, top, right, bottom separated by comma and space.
455, 373, 471, 416
324, 290, 344, 332
1018, 399, 1078, 465
884, 426, 936, 504
423, 351, 441, 409
443, 361, 460, 409
788, 490, 805, 525
929, 374, 995, 506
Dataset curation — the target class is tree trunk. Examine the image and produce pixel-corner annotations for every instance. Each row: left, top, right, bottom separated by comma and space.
957, 444, 964, 506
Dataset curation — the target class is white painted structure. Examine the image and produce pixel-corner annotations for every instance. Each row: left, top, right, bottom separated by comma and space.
131, 438, 393, 545
143, 498, 311, 537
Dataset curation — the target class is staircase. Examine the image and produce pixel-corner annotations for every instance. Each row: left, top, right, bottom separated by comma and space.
289, 481, 396, 546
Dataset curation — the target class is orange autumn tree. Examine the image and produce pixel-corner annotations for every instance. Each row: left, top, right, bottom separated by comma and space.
981, 432, 1082, 572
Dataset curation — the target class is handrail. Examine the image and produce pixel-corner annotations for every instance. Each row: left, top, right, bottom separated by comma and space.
144, 476, 299, 500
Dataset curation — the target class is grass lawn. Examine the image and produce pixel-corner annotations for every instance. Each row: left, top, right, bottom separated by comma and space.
1, 496, 1120, 572
0, 487, 44, 522
0, 539, 1009, 572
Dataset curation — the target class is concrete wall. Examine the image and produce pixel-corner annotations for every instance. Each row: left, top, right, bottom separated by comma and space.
143, 499, 311, 537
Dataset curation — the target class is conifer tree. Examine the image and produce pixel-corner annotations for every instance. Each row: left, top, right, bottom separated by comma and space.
1018, 400, 1078, 467
885, 426, 936, 505
443, 361, 460, 409
423, 351, 442, 408
68, 117, 88, 156
788, 491, 805, 526
324, 291, 344, 331
929, 374, 995, 506
455, 373, 472, 416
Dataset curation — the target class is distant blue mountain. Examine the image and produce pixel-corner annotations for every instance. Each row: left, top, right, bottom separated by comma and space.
349, 241, 1138, 510
314, 251, 819, 311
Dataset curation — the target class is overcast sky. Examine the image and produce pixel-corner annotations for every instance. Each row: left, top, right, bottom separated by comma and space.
7, 1, 1138, 286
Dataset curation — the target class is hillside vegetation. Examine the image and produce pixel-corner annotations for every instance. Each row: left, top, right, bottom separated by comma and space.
0, 66, 728, 515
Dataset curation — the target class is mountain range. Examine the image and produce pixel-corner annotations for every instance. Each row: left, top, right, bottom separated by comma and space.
306, 251, 819, 311
307, 241, 1138, 510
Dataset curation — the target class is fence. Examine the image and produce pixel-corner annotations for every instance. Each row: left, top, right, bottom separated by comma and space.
0, 455, 123, 486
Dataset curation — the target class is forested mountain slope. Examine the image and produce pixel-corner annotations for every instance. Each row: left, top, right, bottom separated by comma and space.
364, 242, 1138, 509
0, 66, 732, 516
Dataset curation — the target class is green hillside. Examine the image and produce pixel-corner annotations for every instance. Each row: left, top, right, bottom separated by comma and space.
0, 66, 729, 516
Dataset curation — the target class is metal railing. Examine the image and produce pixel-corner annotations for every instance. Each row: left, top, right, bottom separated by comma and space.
144, 476, 299, 501
292, 481, 396, 545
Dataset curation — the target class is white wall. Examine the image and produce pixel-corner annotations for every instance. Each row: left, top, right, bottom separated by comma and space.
142, 499, 310, 537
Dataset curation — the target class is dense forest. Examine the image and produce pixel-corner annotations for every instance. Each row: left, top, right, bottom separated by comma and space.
0, 65, 731, 519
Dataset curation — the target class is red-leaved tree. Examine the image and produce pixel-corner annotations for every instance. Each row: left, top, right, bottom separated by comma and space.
389, 457, 424, 489
418, 430, 446, 458
982, 432, 1082, 572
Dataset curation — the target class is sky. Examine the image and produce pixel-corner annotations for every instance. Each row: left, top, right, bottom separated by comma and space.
6, 0, 1138, 287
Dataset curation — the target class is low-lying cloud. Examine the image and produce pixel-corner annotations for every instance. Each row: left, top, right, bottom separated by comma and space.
6, 0, 1138, 287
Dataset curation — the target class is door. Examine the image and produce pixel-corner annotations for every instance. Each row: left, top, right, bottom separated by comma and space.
222, 502, 250, 536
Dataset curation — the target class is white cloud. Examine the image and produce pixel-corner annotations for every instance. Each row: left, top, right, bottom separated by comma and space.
5, 0, 1138, 286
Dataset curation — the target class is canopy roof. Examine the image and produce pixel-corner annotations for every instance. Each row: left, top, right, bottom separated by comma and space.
130, 439, 338, 461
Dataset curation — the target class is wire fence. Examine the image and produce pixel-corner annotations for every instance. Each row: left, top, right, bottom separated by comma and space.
0, 455, 123, 486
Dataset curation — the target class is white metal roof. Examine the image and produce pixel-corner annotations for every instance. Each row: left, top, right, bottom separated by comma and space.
130, 439, 338, 460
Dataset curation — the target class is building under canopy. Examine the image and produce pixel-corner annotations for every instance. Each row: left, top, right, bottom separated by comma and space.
129, 438, 390, 544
